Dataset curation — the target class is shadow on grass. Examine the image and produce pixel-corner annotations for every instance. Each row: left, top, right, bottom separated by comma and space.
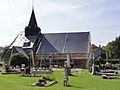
69, 74, 78, 77
68, 85, 83, 89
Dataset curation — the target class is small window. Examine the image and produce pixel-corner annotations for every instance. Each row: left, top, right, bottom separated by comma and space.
23, 41, 31, 47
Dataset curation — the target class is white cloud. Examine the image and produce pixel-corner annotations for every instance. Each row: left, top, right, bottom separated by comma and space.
35, 2, 81, 17
16, 14, 30, 24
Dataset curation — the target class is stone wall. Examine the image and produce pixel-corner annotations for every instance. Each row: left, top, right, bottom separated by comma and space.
35, 53, 89, 68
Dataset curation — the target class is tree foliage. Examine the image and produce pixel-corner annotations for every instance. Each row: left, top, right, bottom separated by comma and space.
10, 53, 29, 67
97, 55, 103, 61
105, 36, 120, 59
0, 46, 4, 61
0, 53, 2, 61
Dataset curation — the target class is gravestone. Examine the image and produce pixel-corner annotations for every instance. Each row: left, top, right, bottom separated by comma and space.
25, 66, 31, 74
91, 53, 96, 75
21, 64, 25, 68
66, 52, 71, 75
21, 64, 25, 75
5, 64, 9, 72
63, 61, 69, 86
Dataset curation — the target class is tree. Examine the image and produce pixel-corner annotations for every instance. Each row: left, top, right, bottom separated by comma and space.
0, 53, 2, 61
105, 36, 120, 59
0, 46, 4, 61
97, 55, 103, 61
10, 53, 29, 67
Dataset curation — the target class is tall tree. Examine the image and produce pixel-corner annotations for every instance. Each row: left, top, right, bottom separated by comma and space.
105, 36, 120, 59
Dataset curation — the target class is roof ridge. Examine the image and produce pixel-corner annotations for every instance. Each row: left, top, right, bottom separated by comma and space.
43, 32, 90, 34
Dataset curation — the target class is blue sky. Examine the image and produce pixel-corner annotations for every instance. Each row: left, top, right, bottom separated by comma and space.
0, 0, 120, 47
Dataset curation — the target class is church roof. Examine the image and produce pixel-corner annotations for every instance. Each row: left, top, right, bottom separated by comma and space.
25, 9, 41, 36
9, 31, 36, 49
36, 32, 91, 54
3, 46, 29, 59
28, 9, 38, 27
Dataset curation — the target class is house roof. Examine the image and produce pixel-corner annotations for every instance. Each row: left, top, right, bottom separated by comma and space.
36, 32, 90, 54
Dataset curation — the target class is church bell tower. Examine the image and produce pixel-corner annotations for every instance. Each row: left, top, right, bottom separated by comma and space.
25, 9, 41, 36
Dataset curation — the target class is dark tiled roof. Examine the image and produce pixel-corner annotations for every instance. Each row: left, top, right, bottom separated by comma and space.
13, 47, 29, 59
9, 31, 36, 49
28, 9, 37, 27
36, 32, 90, 54
3, 47, 29, 59
3, 49, 11, 58
25, 9, 41, 36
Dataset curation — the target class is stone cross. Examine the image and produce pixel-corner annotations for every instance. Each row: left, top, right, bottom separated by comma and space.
63, 61, 69, 86
66, 52, 71, 75
91, 53, 96, 75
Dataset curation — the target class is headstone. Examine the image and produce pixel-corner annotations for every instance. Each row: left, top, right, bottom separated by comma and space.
5, 64, 9, 72
16, 65, 20, 69
91, 53, 96, 75
25, 66, 31, 74
21, 64, 25, 75
63, 61, 69, 86
66, 52, 71, 75
21, 64, 25, 68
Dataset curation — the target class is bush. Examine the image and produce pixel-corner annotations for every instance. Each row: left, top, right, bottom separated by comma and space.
10, 53, 29, 67
105, 62, 112, 69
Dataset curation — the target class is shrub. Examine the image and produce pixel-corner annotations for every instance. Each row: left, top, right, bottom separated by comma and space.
97, 56, 103, 61
10, 53, 29, 67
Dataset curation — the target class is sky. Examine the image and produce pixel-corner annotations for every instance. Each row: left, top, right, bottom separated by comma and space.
0, 0, 120, 47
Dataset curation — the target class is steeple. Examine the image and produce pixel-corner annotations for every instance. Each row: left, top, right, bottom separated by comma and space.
28, 9, 37, 27
25, 8, 41, 37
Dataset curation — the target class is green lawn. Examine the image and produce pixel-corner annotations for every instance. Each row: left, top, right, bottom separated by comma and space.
0, 69, 120, 90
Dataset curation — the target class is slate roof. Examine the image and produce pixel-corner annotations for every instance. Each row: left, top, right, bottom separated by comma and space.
3, 9, 40, 59
9, 31, 37, 49
3, 46, 29, 59
3, 8, 91, 60
28, 9, 38, 27
13, 47, 29, 59
25, 9, 41, 36
36, 32, 90, 54
3, 49, 11, 58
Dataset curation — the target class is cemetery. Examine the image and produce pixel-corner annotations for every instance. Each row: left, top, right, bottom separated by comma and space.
0, 2, 120, 90
0, 45, 120, 90
0, 66, 120, 90
0, 50, 120, 90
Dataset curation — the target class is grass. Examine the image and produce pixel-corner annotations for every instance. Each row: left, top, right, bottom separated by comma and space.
0, 69, 120, 90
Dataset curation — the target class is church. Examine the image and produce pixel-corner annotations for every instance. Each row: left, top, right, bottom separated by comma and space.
3, 8, 91, 68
